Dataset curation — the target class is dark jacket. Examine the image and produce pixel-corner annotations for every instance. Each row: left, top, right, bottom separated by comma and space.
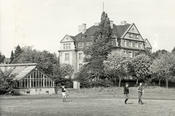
62, 87, 66, 92
124, 86, 129, 94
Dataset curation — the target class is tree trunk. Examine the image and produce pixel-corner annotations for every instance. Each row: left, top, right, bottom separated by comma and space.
166, 79, 168, 88
158, 79, 161, 87
136, 79, 138, 85
115, 78, 117, 86
118, 78, 121, 87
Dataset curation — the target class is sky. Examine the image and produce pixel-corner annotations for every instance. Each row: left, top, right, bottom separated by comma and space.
0, 0, 175, 57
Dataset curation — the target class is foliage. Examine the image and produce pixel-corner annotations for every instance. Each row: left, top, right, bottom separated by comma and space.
104, 52, 130, 86
10, 51, 14, 63
172, 47, 175, 54
130, 54, 152, 83
150, 53, 175, 82
151, 49, 168, 59
59, 63, 74, 78
12, 46, 58, 75
12, 45, 23, 63
82, 12, 113, 82
0, 52, 5, 63
0, 69, 16, 95
53, 63, 73, 87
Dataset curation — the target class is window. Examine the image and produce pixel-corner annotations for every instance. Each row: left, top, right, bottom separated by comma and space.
129, 33, 133, 38
128, 51, 132, 58
126, 41, 131, 47
79, 53, 83, 60
63, 43, 71, 50
132, 51, 135, 57
122, 40, 125, 47
65, 53, 69, 61
136, 35, 139, 39
132, 42, 136, 48
78, 42, 84, 48
79, 63, 83, 70
138, 42, 142, 48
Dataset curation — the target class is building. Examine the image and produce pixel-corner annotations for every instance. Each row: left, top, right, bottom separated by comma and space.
0, 63, 55, 95
58, 12, 152, 88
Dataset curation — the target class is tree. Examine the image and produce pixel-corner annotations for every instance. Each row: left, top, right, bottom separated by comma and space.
0, 69, 16, 94
10, 51, 14, 63
0, 52, 5, 63
12, 46, 58, 76
130, 54, 152, 85
104, 52, 129, 87
172, 47, 175, 54
59, 63, 74, 78
150, 53, 175, 88
53, 63, 74, 87
83, 12, 113, 81
12, 45, 23, 63
151, 49, 168, 59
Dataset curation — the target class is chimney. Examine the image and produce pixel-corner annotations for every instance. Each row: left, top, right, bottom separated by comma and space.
120, 20, 127, 25
110, 20, 114, 29
78, 23, 86, 34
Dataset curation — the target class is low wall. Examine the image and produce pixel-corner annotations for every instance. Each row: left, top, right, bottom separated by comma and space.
14, 88, 55, 95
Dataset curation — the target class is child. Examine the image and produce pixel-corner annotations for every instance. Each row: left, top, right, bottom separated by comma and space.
123, 83, 129, 104
61, 85, 67, 102
137, 82, 144, 104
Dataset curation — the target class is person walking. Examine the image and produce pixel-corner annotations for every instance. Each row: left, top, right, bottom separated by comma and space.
61, 85, 67, 102
138, 82, 144, 104
123, 83, 129, 104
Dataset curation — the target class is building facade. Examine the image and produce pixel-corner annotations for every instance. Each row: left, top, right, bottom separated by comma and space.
58, 13, 152, 88
0, 63, 55, 95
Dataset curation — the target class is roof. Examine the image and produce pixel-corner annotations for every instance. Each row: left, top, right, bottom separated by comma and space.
0, 63, 37, 80
113, 24, 131, 37
73, 23, 131, 42
144, 38, 152, 49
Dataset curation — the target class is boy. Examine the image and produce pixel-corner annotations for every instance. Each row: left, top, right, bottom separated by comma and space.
123, 83, 129, 104
137, 82, 144, 104
61, 85, 67, 102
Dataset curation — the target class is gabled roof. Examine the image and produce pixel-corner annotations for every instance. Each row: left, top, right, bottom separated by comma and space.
74, 25, 100, 42
60, 35, 75, 43
73, 23, 131, 42
113, 24, 131, 38
144, 38, 152, 49
0, 63, 37, 80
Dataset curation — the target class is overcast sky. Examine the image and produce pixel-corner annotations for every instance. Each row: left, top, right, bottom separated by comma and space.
0, 0, 175, 57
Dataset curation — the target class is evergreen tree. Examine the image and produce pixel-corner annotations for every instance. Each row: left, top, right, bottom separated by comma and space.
12, 45, 23, 63
14, 45, 23, 58
10, 51, 14, 63
83, 12, 113, 80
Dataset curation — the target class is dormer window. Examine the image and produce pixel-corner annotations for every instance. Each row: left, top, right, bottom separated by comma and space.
78, 42, 84, 48
136, 35, 139, 39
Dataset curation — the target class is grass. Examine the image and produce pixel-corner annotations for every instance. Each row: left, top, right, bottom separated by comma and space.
1, 87, 175, 116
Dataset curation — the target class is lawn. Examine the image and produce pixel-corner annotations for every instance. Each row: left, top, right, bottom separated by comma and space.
0, 87, 175, 116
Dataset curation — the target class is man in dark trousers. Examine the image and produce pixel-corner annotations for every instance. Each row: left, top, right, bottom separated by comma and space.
138, 82, 144, 104
123, 83, 129, 104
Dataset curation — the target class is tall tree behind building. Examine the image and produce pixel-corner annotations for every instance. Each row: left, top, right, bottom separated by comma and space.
10, 51, 14, 63
11, 45, 23, 63
83, 11, 113, 79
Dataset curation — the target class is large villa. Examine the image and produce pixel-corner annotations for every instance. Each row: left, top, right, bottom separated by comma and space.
58, 12, 152, 88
